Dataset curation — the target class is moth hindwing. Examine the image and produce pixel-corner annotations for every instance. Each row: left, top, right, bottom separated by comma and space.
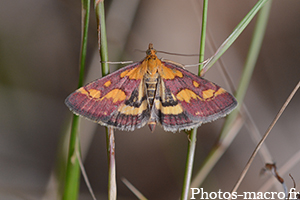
65, 43, 237, 132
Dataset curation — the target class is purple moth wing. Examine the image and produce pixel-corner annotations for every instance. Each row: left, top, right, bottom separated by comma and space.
154, 61, 237, 132
65, 62, 150, 131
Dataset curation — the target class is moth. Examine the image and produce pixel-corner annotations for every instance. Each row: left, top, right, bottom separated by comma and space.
65, 44, 237, 132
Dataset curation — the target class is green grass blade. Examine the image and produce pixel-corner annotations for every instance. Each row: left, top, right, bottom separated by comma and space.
62, 117, 81, 200
78, 0, 91, 87
202, 0, 270, 74
220, 0, 272, 140
62, 0, 91, 199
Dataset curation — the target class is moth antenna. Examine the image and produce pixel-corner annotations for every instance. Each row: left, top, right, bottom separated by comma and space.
134, 48, 199, 56
156, 50, 200, 57
161, 58, 185, 68
101, 61, 134, 65
161, 56, 212, 70
183, 56, 212, 68
134, 49, 145, 53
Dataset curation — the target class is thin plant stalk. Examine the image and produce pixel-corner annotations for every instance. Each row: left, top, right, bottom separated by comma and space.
190, 0, 272, 189
181, 0, 208, 199
62, 0, 90, 199
107, 127, 117, 200
198, 0, 208, 73
95, 0, 117, 199
181, 128, 198, 200
95, 0, 109, 76
229, 81, 300, 200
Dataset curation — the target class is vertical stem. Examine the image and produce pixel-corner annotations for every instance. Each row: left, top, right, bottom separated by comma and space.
78, 0, 91, 88
62, 0, 90, 199
181, 128, 198, 200
95, 0, 109, 76
181, 1, 208, 199
95, 1, 117, 199
107, 128, 117, 200
199, 0, 208, 74
63, 117, 81, 200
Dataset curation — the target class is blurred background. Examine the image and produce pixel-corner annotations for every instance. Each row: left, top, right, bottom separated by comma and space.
1, 0, 300, 199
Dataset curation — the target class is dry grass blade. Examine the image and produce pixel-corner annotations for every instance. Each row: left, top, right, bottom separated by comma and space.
229, 81, 300, 200
76, 150, 97, 200
243, 106, 273, 163
121, 178, 148, 200
108, 127, 117, 200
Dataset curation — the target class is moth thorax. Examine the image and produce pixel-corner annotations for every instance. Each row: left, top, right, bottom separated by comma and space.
145, 73, 159, 107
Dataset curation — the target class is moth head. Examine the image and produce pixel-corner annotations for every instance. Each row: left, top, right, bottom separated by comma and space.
146, 43, 157, 57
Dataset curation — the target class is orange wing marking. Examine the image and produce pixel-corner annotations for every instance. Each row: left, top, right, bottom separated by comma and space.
120, 63, 146, 80
159, 64, 183, 79
77, 87, 89, 95
118, 100, 148, 115
78, 88, 101, 99
155, 100, 183, 115
104, 80, 111, 87
176, 89, 202, 103
215, 88, 226, 96
202, 88, 226, 100
202, 89, 215, 99
101, 89, 126, 103
193, 81, 200, 88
